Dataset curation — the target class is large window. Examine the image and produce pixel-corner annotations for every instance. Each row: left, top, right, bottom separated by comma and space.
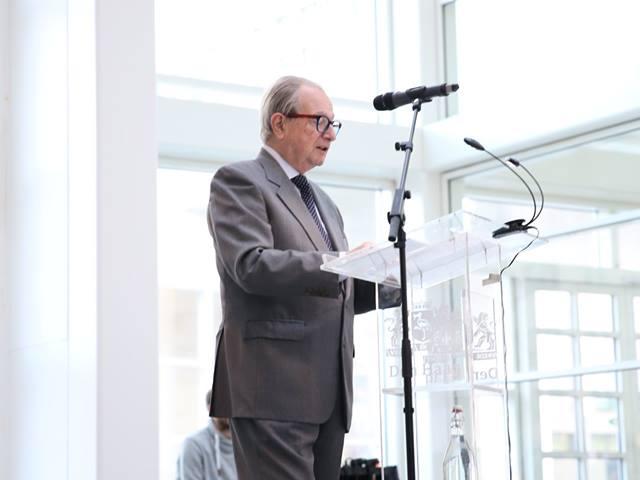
155, 0, 379, 102
521, 283, 637, 480
157, 164, 393, 479
447, 127, 640, 480
440, 0, 640, 129
154, 0, 432, 127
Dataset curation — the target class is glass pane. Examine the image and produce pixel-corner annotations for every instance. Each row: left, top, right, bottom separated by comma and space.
582, 373, 617, 392
322, 185, 387, 461
322, 186, 379, 244
155, 0, 378, 102
158, 168, 221, 480
157, 169, 220, 291
587, 459, 622, 480
539, 396, 576, 452
159, 288, 200, 357
580, 337, 616, 365
537, 334, 574, 371
537, 334, 574, 390
539, 377, 574, 390
580, 336, 617, 391
583, 397, 620, 453
634, 297, 640, 333
578, 293, 613, 332
454, 0, 640, 132
159, 366, 203, 433
535, 290, 571, 329
542, 458, 578, 479
617, 222, 640, 271
159, 366, 207, 480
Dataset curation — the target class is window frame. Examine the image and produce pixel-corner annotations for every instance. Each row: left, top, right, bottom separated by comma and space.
510, 276, 640, 479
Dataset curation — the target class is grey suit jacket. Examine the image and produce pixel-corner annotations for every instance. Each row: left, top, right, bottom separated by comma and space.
207, 149, 375, 430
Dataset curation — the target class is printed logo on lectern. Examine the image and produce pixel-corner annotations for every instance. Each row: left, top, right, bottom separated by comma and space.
383, 302, 463, 358
471, 311, 496, 360
383, 292, 500, 384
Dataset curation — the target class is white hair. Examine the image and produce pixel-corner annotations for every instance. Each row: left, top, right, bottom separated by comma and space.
260, 76, 323, 143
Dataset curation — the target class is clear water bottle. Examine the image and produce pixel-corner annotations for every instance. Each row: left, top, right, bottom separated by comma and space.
443, 405, 478, 480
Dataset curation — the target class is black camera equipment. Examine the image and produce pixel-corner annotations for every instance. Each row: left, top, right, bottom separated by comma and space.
339, 458, 400, 480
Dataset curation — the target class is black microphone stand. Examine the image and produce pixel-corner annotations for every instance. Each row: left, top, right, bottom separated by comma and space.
387, 98, 426, 480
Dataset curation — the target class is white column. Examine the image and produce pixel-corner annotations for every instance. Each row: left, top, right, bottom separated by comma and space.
5, 0, 158, 478
7, 1, 70, 479
95, 0, 158, 477
0, 0, 9, 478
68, 0, 97, 478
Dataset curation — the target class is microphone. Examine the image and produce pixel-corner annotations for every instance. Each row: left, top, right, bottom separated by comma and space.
463, 137, 484, 151
463, 137, 542, 238
373, 83, 459, 111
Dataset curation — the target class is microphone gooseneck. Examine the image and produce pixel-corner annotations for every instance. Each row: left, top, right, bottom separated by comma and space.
512, 160, 545, 224
463, 137, 542, 236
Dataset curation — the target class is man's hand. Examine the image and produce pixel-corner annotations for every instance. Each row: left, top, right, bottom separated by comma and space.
349, 241, 374, 254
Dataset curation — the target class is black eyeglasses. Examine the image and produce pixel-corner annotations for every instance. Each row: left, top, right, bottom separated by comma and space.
286, 113, 342, 136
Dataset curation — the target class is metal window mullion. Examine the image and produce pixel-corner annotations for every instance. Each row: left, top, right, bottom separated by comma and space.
542, 451, 625, 460
373, 0, 393, 126
520, 279, 543, 480
619, 289, 638, 480
609, 287, 629, 480
540, 388, 622, 400
571, 289, 589, 480
609, 214, 621, 270
441, 1, 458, 117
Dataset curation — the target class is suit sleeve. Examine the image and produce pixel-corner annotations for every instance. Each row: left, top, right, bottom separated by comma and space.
209, 166, 341, 298
354, 279, 375, 315
353, 281, 402, 314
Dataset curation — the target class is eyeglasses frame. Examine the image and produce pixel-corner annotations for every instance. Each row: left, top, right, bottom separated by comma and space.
285, 113, 342, 136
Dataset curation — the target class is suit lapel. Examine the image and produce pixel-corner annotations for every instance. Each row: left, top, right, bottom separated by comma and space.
257, 150, 328, 251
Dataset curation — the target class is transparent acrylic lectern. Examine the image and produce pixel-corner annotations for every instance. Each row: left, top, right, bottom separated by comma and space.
322, 210, 542, 480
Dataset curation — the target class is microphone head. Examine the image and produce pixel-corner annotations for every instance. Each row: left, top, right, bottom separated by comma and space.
464, 137, 485, 151
373, 95, 387, 111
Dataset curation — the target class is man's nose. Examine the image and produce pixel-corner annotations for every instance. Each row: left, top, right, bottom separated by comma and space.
323, 126, 337, 141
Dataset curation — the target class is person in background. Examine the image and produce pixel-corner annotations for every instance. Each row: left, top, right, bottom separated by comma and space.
176, 389, 237, 480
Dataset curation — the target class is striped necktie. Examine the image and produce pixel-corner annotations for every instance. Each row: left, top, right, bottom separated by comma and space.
291, 175, 333, 250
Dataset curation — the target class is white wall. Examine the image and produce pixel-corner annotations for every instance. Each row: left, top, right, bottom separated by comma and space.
5, 0, 158, 479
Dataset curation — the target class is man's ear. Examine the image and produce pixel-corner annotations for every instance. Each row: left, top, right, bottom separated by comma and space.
270, 113, 286, 139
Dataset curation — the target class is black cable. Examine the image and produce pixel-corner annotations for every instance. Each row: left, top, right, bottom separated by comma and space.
499, 225, 540, 480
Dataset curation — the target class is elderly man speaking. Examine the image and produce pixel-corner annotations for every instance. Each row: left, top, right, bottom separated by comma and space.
207, 75, 384, 480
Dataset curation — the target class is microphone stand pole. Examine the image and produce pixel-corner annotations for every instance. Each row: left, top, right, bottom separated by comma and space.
387, 98, 426, 480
